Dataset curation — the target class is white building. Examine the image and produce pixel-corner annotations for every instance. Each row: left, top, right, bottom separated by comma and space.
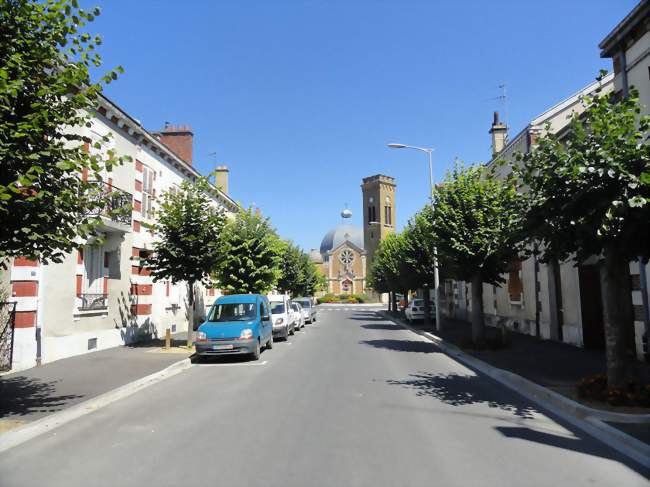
7, 95, 238, 372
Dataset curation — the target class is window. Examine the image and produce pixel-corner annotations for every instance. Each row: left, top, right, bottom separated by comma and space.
141, 165, 155, 219
384, 205, 392, 225
208, 303, 256, 322
508, 260, 523, 303
83, 246, 104, 295
368, 205, 376, 223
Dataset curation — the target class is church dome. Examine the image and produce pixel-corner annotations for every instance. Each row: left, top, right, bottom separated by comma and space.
320, 224, 364, 255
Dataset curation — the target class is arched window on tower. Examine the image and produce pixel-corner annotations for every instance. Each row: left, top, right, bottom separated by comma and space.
384, 195, 392, 226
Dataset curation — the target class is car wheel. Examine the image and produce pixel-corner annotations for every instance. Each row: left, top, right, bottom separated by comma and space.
251, 339, 261, 361
289, 323, 295, 336
266, 334, 273, 350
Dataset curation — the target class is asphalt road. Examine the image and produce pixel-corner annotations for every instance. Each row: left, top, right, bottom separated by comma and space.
0, 306, 647, 486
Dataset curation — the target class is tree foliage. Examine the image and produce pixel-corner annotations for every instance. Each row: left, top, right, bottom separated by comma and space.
429, 163, 525, 342
143, 177, 228, 345
516, 79, 650, 263
277, 241, 324, 297
216, 208, 282, 295
0, 0, 129, 265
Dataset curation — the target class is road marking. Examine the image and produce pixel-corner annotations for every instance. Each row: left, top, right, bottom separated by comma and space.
193, 360, 269, 367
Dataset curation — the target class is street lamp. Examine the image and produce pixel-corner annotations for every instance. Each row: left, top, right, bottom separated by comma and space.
387, 142, 441, 330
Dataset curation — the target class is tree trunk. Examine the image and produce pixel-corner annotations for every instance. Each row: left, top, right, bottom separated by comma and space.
391, 291, 397, 315
602, 246, 629, 389
423, 286, 431, 327
470, 274, 485, 345
387, 292, 392, 312
186, 281, 195, 349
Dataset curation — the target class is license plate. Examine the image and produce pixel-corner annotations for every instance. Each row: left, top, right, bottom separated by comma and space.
213, 344, 233, 350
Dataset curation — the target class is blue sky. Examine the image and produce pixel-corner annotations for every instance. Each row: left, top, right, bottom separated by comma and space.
92, 0, 635, 251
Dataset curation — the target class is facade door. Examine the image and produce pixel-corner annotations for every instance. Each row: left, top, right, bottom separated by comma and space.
578, 265, 605, 349
341, 279, 353, 295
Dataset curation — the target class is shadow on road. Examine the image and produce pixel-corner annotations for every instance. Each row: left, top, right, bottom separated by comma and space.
360, 339, 440, 354
361, 324, 404, 331
387, 372, 537, 419
495, 426, 650, 476
0, 376, 83, 418
348, 315, 386, 322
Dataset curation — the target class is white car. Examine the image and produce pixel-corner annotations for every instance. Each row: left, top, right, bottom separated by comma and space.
405, 299, 435, 323
268, 294, 295, 340
293, 297, 316, 323
291, 302, 305, 330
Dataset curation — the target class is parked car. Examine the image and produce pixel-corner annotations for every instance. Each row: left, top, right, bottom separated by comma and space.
268, 294, 294, 340
293, 297, 316, 323
291, 302, 305, 330
405, 299, 435, 323
194, 294, 273, 360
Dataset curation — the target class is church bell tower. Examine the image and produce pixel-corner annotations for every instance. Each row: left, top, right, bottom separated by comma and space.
361, 174, 396, 280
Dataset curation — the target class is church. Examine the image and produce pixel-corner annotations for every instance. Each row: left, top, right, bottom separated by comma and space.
310, 174, 396, 296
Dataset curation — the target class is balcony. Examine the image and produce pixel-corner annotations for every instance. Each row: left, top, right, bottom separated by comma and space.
78, 293, 108, 311
87, 181, 132, 230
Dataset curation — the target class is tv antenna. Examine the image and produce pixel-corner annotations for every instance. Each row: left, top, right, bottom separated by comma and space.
484, 84, 508, 129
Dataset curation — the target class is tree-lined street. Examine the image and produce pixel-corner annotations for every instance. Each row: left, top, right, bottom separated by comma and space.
0, 306, 646, 486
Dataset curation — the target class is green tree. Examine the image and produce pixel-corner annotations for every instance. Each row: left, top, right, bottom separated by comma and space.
516, 78, 650, 388
429, 163, 525, 344
143, 177, 228, 347
217, 208, 282, 295
369, 233, 414, 311
277, 241, 304, 296
0, 0, 129, 265
402, 208, 439, 325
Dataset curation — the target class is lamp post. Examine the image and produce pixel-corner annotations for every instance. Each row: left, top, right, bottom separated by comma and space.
387, 142, 441, 329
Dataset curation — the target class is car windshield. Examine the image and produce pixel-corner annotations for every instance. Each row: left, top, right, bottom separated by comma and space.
295, 300, 311, 308
208, 303, 257, 322
413, 300, 424, 307
270, 302, 285, 314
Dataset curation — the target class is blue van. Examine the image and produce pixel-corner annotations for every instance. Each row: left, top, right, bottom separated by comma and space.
195, 294, 273, 360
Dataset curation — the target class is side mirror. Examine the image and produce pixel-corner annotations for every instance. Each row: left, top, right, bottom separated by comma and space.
262, 314, 270, 321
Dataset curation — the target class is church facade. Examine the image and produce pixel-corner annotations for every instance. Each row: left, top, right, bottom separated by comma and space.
310, 174, 396, 296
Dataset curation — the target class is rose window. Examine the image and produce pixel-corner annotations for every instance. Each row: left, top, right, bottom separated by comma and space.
339, 249, 355, 265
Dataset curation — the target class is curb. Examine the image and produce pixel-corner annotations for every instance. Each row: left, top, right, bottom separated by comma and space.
379, 311, 650, 469
0, 357, 193, 454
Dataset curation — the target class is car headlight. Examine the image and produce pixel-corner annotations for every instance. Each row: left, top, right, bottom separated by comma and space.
275, 318, 284, 325
195, 331, 207, 342
240, 328, 253, 340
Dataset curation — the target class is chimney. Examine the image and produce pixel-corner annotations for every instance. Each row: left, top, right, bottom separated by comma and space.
214, 165, 229, 195
489, 111, 508, 157
156, 123, 193, 165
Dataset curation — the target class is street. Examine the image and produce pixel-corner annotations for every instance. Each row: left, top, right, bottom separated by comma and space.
0, 306, 647, 487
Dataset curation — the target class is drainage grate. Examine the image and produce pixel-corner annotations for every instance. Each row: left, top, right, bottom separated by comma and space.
88, 337, 97, 350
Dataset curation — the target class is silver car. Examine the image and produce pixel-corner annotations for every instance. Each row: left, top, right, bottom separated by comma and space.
293, 297, 316, 324
291, 302, 305, 330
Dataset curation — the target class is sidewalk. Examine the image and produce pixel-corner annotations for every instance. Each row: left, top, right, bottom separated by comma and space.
0, 337, 191, 434
390, 312, 650, 445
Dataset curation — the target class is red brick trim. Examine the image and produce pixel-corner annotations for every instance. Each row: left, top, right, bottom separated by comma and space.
131, 265, 151, 276
132, 247, 141, 257
136, 160, 143, 172
14, 257, 38, 267
76, 275, 82, 296
77, 248, 83, 264
133, 220, 141, 232
135, 180, 142, 192
131, 304, 152, 315
15, 311, 36, 328
11, 281, 38, 297
133, 199, 142, 213
131, 284, 152, 295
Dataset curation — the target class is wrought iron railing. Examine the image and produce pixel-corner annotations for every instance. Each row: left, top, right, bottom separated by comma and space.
79, 293, 108, 311
87, 181, 132, 226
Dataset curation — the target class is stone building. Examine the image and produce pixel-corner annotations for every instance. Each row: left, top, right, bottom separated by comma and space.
5, 95, 239, 373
